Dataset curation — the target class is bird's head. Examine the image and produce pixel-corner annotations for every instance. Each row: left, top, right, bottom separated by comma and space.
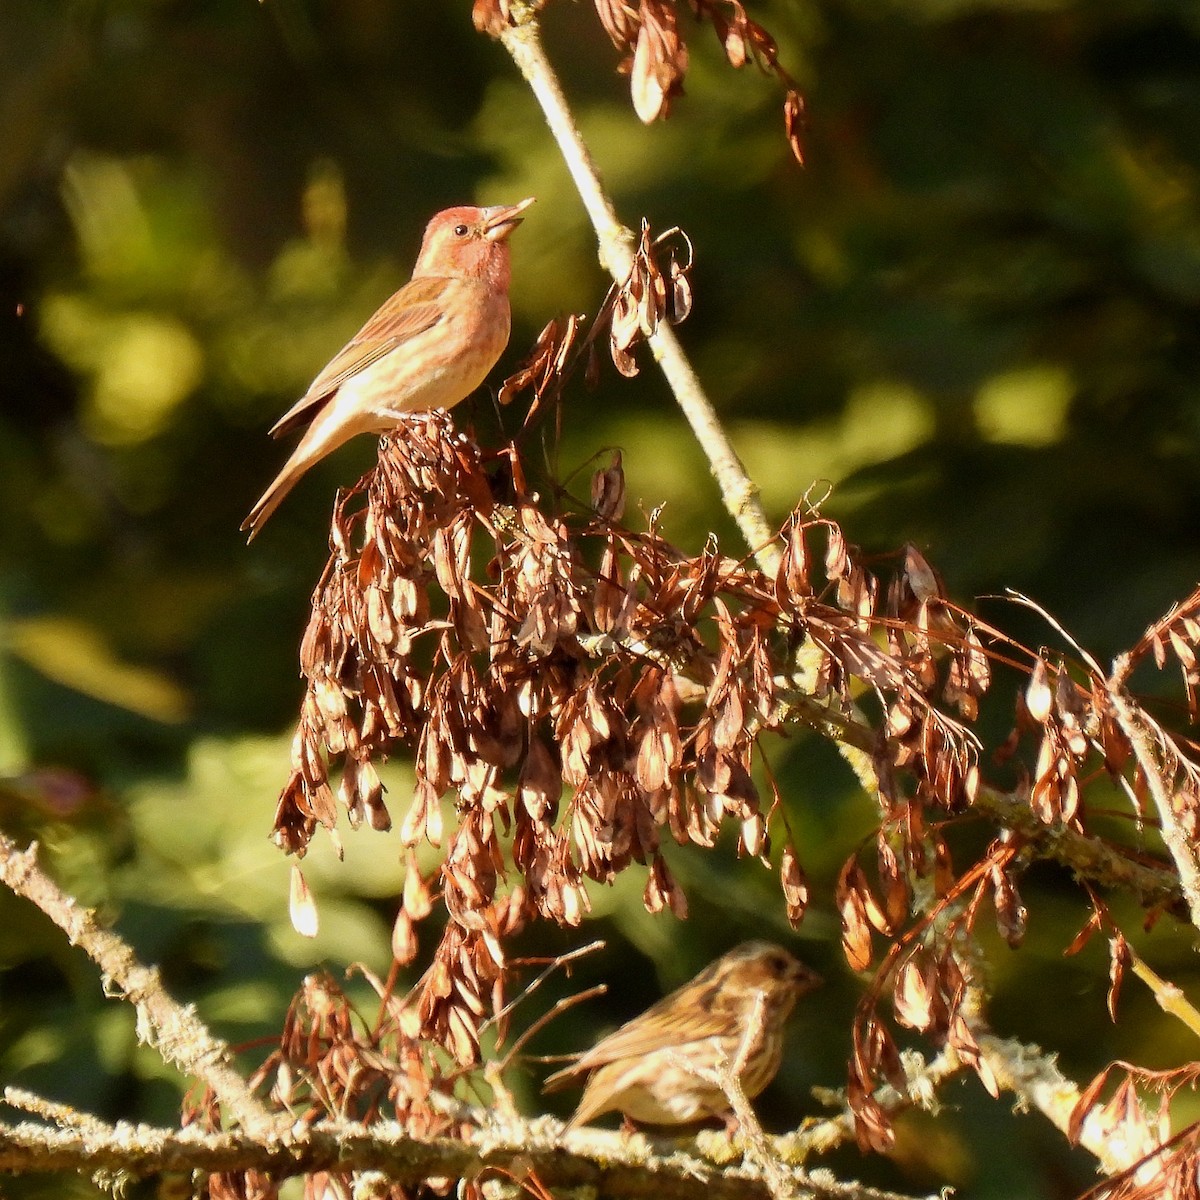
713, 941, 824, 1014
413, 198, 535, 289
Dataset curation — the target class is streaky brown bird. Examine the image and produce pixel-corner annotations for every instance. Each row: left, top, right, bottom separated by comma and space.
544, 941, 822, 1127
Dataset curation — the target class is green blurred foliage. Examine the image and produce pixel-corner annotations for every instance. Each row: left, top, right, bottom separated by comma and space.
2, 0, 1200, 1196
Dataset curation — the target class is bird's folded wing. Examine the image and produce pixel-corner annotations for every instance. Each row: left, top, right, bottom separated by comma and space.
541, 1060, 584, 1093
268, 278, 451, 439
543, 993, 729, 1090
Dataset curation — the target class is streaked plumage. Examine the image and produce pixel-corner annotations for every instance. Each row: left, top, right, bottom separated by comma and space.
545, 941, 821, 1127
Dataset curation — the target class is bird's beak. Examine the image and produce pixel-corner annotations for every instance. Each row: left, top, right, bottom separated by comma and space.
796, 963, 823, 991
482, 196, 535, 241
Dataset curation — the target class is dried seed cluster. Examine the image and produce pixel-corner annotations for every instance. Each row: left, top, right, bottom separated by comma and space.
242, 344, 1200, 1190
839, 581, 1200, 1155
493, 221, 692, 437
267, 414, 1008, 1075
474, 0, 806, 163
188, 971, 451, 1200
608, 222, 693, 376
256, 398, 1200, 1175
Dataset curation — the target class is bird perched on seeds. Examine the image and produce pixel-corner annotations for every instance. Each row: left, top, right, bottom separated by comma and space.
544, 941, 822, 1128
241, 198, 535, 540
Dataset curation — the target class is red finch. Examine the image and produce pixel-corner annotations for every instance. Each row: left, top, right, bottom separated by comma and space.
241, 197, 535, 540
544, 941, 822, 1128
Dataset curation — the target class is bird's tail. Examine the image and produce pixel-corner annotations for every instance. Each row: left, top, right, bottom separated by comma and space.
240, 460, 306, 542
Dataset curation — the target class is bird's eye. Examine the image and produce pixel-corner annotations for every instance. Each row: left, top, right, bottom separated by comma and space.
453, 224, 469, 237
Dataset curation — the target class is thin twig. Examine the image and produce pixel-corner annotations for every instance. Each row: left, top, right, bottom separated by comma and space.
495, 984, 609, 1075
704, 992, 795, 1200
2, 1089, 110, 1136
1128, 947, 1200, 1041
482, 939, 607, 1035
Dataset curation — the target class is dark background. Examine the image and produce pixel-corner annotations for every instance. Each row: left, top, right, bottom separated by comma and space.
3, 1, 1200, 1196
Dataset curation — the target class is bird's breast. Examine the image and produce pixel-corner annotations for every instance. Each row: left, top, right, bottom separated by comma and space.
340, 282, 511, 424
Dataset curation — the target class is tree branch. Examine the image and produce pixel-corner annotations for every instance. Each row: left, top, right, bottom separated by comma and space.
0, 1111, 941, 1200
497, 13, 781, 575
1104, 666, 1200, 928
0, 832, 282, 1139
974, 1031, 1156, 1178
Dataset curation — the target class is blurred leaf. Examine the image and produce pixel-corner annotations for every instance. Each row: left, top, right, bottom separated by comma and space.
5, 616, 190, 723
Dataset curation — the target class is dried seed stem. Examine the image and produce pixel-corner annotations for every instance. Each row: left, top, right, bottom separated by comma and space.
716, 995, 795, 1200
495, 983, 609, 1075
483, 939, 607, 1036
665, 1029, 794, 1200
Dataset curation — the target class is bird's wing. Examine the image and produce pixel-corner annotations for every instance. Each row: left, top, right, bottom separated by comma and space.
544, 969, 729, 1089
268, 277, 452, 439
